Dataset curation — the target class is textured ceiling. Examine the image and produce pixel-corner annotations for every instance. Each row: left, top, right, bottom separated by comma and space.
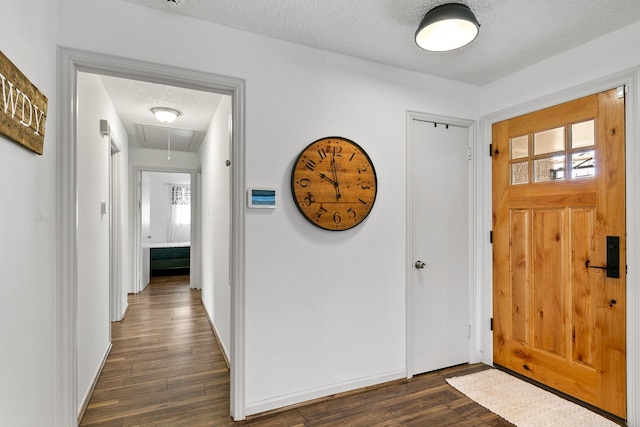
123, 0, 640, 86
105, 1, 640, 151
100, 75, 223, 151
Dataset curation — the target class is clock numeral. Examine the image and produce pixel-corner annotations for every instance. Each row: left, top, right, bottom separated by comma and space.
349, 152, 355, 161
333, 145, 343, 157
303, 194, 316, 206
316, 206, 328, 220
358, 164, 368, 174
347, 208, 357, 220
359, 198, 368, 206
333, 212, 342, 225
317, 148, 327, 160
360, 181, 373, 190
298, 178, 311, 188
305, 159, 316, 171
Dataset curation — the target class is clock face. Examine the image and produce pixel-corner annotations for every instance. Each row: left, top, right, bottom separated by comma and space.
291, 136, 377, 231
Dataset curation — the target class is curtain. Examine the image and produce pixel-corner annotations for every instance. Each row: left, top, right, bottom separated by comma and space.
168, 184, 191, 242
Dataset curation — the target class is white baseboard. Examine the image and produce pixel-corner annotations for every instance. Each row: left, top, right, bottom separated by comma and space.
120, 300, 129, 321
77, 342, 112, 422
204, 310, 230, 369
245, 369, 406, 416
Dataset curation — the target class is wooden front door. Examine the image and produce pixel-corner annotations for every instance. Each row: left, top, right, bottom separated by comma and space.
492, 88, 626, 418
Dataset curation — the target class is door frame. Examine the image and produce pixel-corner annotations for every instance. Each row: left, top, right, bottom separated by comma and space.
475, 70, 639, 424
132, 167, 200, 293
405, 111, 478, 378
56, 47, 247, 425
108, 129, 124, 321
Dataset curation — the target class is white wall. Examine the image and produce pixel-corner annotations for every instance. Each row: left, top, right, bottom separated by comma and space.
76, 72, 129, 413
200, 96, 232, 360
129, 146, 199, 170
479, 21, 640, 114
54, 0, 640, 422
54, 0, 480, 415
0, 2, 57, 425
1, 0, 636, 425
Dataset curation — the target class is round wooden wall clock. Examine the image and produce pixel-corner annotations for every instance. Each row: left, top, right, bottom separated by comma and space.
291, 136, 377, 231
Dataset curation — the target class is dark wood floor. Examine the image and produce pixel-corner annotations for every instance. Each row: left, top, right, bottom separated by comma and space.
80, 276, 513, 426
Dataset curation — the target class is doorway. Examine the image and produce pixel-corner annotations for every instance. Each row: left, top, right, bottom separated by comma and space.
56, 48, 247, 425
141, 171, 192, 286
491, 88, 626, 418
407, 112, 474, 376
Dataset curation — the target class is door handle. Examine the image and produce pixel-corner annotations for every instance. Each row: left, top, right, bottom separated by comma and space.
585, 235, 620, 278
415, 260, 426, 269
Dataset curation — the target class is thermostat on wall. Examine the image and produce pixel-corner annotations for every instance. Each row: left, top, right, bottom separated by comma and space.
247, 188, 276, 208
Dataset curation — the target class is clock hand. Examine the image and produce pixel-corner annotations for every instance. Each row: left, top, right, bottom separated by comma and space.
331, 149, 342, 200
314, 171, 338, 186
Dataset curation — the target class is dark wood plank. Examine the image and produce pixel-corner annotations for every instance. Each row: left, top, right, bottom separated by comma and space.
80, 276, 513, 426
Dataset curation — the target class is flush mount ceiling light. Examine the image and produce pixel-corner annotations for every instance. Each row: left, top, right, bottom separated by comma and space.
151, 107, 181, 123
415, 3, 480, 52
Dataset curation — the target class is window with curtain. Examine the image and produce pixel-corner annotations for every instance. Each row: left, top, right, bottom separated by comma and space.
168, 184, 191, 242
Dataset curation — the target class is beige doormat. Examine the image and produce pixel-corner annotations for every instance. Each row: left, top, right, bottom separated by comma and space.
446, 369, 619, 427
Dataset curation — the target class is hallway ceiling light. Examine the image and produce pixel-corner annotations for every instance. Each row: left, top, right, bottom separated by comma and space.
151, 107, 181, 123
415, 3, 480, 52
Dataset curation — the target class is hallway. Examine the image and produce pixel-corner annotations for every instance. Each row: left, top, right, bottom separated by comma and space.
80, 276, 512, 426
80, 276, 231, 425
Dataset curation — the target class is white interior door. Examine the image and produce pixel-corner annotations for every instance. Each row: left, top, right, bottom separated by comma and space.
410, 118, 470, 375
109, 138, 122, 321
140, 171, 151, 290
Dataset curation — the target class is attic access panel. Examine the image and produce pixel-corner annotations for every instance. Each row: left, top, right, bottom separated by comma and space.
136, 124, 205, 152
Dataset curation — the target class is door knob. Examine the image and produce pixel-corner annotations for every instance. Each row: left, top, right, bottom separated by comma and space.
415, 260, 426, 269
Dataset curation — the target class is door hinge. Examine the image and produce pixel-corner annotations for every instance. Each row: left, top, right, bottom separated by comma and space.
467, 147, 472, 160
490, 318, 494, 331
489, 143, 492, 157
490, 230, 493, 244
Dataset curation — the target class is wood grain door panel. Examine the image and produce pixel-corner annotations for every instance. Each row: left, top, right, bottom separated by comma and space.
492, 88, 626, 418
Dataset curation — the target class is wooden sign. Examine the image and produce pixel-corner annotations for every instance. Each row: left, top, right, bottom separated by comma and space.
0, 51, 48, 155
